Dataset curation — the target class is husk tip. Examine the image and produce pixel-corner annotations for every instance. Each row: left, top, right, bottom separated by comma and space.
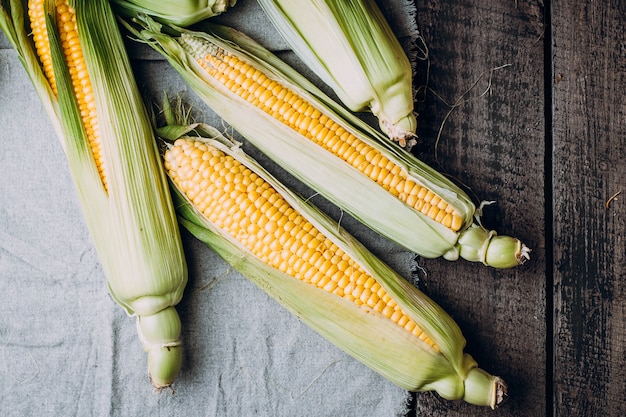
493, 376, 508, 409
380, 116, 418, 149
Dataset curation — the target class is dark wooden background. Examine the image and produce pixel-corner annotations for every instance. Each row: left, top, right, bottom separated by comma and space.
406, 0, 626, 416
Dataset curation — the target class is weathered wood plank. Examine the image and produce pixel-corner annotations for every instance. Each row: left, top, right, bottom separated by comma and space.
409, 1, 547, 415
552, 1, 626, 416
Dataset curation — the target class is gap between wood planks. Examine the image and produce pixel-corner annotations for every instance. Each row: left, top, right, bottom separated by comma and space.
543, 1, 555, 416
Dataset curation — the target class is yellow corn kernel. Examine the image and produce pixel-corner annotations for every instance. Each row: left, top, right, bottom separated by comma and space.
164, 138, 438, 351
28, 0, 107, 191
190, 45, 463, 232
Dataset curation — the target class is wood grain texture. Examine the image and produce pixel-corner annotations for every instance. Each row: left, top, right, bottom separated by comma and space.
552, 1, 626, 416
408, 1, 547, 416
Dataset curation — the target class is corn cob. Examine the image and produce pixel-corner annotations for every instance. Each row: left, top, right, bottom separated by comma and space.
154, 111, 507, 408
126, 17, 530, 269
1, 0, 188, 388
257, 0, 418, 148
111, 0, 236, 27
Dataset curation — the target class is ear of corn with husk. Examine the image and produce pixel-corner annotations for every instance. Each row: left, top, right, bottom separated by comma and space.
0, 0, 188, 389
112, 0, 236, 26
123, 16, 530, 269
256, 0, 417, 148
153, 101, 507, 408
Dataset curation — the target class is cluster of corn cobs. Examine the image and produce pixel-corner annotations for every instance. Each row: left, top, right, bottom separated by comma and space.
0, 0, 527, 409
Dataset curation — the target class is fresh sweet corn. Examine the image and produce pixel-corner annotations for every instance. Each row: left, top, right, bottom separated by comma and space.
126, 17, 530, 269
112, 0, 236, 26
1, 0, 188, 388
156, 114, 507, 408
257, 0, 418, 148
165, 136, 438, 349
196, 45, 462, 232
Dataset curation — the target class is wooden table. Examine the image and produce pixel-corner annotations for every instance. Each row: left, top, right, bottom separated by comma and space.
408, 1, 626, 416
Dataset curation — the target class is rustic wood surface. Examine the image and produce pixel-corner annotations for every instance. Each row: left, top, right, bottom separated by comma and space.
551, 1, 626, 416
407, 0, 626, 416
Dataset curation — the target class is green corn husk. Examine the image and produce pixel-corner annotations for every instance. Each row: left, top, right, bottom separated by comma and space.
154, 105, 507, 408
0, 0, 188, 388
257, 0, 418, 148
112, 0, 236, 26
122, 16, 530, 269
